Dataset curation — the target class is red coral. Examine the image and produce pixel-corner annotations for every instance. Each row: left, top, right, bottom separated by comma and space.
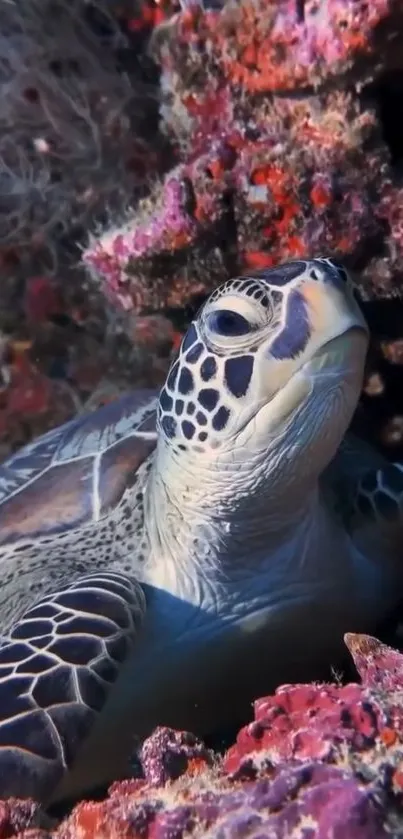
84, 0, 403, 321
224, 682, 391, 775
124, 0, 179, 33
172, 0, 395, 96
24, 278, 63, 324
224, 633, 403, 778
6, 353, 52, 418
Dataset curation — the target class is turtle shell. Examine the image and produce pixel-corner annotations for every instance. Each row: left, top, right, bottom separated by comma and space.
0, 389, 158, 547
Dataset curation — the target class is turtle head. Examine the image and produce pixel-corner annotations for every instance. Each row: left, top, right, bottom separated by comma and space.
157, 258, 368, 503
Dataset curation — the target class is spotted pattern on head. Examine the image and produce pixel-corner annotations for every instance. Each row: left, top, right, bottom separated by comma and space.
157, 257, 357, 452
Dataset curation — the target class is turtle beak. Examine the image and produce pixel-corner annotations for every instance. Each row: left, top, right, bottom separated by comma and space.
301, 280, 369, 347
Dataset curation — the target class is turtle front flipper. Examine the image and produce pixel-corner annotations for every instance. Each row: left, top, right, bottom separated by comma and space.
0, 571, 145, 803
322, 432, 392, 531
323, 433, 403, 569
350, 463, 403, 528
332, 462, 403, 532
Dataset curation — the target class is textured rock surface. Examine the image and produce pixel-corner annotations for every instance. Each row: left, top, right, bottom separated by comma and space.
2, 634, 403, 837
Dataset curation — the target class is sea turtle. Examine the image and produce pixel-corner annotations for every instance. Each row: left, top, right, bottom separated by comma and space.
0, 257, 402, 806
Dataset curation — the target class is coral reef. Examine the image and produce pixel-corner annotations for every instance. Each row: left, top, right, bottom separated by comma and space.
84, 0, 403, 306
3, 634, 403, 837
0, 3, 402, 835
83, 0, 403, 458
3, 0, 403, 456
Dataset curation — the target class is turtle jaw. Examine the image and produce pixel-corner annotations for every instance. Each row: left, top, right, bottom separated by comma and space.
225, 324, 369, 525
236, 324, 368, 448
301, 325, 369, 407
307, 325, 369, 375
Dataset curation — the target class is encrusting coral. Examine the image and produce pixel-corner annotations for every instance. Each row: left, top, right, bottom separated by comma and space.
84, 0, 403, 312
83, 0, 403, 459
3, 634, 403, 837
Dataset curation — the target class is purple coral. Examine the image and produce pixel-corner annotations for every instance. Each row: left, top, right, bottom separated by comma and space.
32, 635, 403, 838
56, 761, 392, 838
139, 726, 214, 785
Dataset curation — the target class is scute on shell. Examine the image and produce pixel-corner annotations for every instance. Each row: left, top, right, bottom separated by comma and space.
0, 391, 158, 545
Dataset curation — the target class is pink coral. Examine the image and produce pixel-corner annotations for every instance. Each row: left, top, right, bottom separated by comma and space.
84, 0, 403, 322
224, 634, 403, 782
138, 726, 214, 786
4, 634, 403, 838
164, 0, 396, 95
85, 177, 200, 311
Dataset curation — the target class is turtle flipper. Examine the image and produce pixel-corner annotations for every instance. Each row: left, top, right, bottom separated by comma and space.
322, 432, 391, 530
327, 449, 403, 533
349, 462, 403, 528
0, 571, 145, 802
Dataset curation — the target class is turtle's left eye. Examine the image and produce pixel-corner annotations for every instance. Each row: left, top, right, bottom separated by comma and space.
206, 309, 252, 336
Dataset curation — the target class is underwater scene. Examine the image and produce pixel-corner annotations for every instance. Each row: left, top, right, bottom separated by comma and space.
0, 0, 403, 835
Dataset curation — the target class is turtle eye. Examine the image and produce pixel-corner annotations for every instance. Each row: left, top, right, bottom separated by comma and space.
207, 309, 251, 336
